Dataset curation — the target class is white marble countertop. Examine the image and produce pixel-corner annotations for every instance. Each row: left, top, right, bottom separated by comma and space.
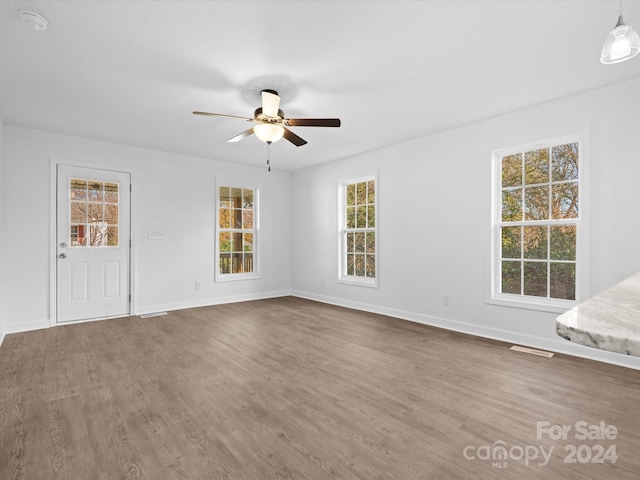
556, 273, 640, 357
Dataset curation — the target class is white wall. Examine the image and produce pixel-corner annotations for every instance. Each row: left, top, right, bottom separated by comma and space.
292, 77, 640, 370
0, 115, 4, 346
2, 78, 639, 370
0, 126, 292, 333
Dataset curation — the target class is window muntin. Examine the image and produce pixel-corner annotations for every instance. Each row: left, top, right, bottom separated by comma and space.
217, 185, 258, 278
496, 140, 579, 306
69, 179, 119, 247
339, 175, 377, 286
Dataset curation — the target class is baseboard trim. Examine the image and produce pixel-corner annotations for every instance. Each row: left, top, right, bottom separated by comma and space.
3, 318, 50, 335
1, 291, 292, 336
292, 290, 640, 371
5, 290, 639, 370
135, 290, 292, 316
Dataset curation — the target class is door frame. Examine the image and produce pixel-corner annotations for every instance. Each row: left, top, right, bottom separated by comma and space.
49, 158, 135, 326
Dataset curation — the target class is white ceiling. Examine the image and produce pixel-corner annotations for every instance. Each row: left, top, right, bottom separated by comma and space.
1, 0, 639, 172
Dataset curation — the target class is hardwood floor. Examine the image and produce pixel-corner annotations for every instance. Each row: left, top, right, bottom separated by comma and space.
1, 297, 639, 479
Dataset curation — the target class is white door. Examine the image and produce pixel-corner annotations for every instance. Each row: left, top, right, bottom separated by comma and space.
56, 165, 131, 323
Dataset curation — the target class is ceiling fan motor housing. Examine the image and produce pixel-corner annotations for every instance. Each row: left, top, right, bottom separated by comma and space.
254, 107, 285, 122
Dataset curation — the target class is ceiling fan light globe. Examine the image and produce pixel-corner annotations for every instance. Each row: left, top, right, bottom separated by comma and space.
254, 123, 284, 143
601, 20, 640, 64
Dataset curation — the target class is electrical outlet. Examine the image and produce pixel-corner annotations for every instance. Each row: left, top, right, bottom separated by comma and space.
195, 281, 200, 290
443, 295, 451, 307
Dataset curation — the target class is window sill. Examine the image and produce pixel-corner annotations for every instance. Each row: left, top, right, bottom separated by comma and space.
337, 277, 378, 288
215, 273, 262, 283
487, 294, 575, 314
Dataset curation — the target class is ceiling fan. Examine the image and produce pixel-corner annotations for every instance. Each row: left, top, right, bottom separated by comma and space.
193, 89, 341, 146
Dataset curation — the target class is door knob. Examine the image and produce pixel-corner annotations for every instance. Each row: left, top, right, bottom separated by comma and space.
59, 253, 67, 259
60, 242, 67, 248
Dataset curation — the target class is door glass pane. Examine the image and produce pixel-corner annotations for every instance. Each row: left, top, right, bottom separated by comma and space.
87, 203, 103, 223
104, 182, 119, 203
70, 179, 87, 200
88, 181, 104, 202
69, 177, 119, 247
106, 226, 118, 247
104, 204, 118, 224
89, 225, 107, 246
70, 225, 87, 247
70, 202, 86, 223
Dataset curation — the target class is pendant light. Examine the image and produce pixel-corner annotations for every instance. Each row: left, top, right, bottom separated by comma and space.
601, 0, 640, 64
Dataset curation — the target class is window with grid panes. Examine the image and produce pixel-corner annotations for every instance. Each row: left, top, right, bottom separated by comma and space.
339, 175, 377, 286
494, 138, 579, 309
217, 185, 259, 279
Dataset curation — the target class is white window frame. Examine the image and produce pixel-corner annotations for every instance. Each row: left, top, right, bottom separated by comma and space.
337, 173, 378, 288
215, 181, 261, 282
489, 135, 585, 313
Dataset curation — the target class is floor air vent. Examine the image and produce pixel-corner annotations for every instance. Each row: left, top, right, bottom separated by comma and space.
139, 312, 168, 319
510, 345, 554, 357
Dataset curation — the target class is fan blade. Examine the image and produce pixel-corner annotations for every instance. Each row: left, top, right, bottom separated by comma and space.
285, 118, 341, 127
283, 127, 307, 147
193, 111, 253, 121
261, 91, 280, 118
228, 128, 255, 143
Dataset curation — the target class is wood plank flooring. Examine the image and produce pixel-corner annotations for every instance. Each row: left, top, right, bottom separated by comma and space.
1, 296, 639, 479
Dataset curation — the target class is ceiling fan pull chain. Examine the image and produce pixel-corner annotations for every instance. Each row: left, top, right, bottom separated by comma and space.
266, 141, 271, 172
